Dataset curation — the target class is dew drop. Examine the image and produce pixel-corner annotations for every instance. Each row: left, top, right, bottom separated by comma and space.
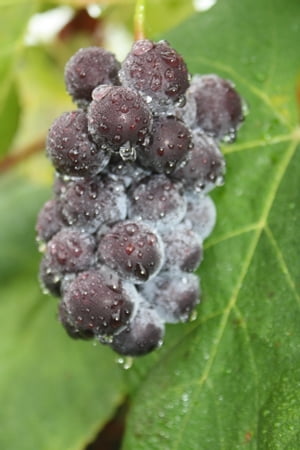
216, 174, 225, 186
176, 95, 186, 108
38, 241, 46, 253
116, 356, 134, 370
133, 40, 154, 55
125, 243, 135, 255
145, 95, 153, 104
42, 285, 50, 295
99, 334, 114, 344
119, 143, 136, 161
53, 274, 61, 283
189, 310, 198, 322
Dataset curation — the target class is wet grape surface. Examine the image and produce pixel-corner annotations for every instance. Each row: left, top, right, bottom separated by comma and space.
37, 39, 245, 356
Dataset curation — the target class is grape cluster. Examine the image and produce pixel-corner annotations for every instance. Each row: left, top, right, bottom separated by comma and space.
36, 40, 245, 357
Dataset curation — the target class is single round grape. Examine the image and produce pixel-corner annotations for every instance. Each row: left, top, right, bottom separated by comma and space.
36, 199, 63, 244
59, 176, 127, 232
187, 74, 244, 142
46, 110, 110, 177
62, 268, 136, 337
42, 228, 96, 288
98, 221, 165, 283
184, 193, 217, 240
129, 174, 187, 230
142, 270, 200, 323
64, 46, 120, 107
137, 116, 193, 174
119, 39, 189, 108
161, 223, 203, 272
111, 303, 165, 356
58, 301, 94, 340
87, 85, 152, 152
171, 130, 225, 193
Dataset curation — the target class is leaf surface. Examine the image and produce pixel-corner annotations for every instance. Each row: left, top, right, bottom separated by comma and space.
123, 0, 300, 448
0, 79, 21, 155
0, 1, 38, 155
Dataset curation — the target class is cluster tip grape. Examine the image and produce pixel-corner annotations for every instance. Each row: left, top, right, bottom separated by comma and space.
36, 39, 245, 357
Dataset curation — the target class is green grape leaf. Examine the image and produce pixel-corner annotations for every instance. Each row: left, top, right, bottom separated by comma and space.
0, 1, 38, 155
145, 0, 194, 36
15, 46, 73, 149
0, 78, 21, 156
258, 368, 300, 449
0, 175, 126, 450
123, 0, 300, 448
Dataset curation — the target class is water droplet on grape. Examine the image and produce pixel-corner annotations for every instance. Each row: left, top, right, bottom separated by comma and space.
119, 143, 136, 161
176, 95, 186, 108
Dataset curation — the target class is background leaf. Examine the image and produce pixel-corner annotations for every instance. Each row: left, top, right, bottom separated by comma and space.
49, 0, 194, 37
0, 1, 38, 155
122, 0, 300, 448
0, 79, 21, 155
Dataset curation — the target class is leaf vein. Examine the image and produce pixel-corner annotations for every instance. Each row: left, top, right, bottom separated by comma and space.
265, 225, 300, 308
222, 134, 292, 155
205, 222, 260, 250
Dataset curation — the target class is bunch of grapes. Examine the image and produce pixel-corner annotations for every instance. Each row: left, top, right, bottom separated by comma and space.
36, 39, 245, 357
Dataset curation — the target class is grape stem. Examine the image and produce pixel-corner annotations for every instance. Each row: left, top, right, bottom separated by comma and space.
0, 136, 45, 173
134, 0, 146, 40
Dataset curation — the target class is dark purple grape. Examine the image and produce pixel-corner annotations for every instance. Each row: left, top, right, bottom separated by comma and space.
161, 223, 203, 272
137, 116, 193, 174
119, 39, 189, 109
62, 268, 137, 337
87, 85, 152, 155
111, 303, 164, 356
64, 46, 120, 107
41, 228, 96, 291
142, 270, 200, 323
46, 110, 110, 177
172, 130, 225, 193
58, 301, 94, 340
184, 193, 216, 239
186, 74, 244, 142
36, 199, 63, 244
98, 221, 165, 283
59, 176, 127, 232
129, 174, 186, 230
